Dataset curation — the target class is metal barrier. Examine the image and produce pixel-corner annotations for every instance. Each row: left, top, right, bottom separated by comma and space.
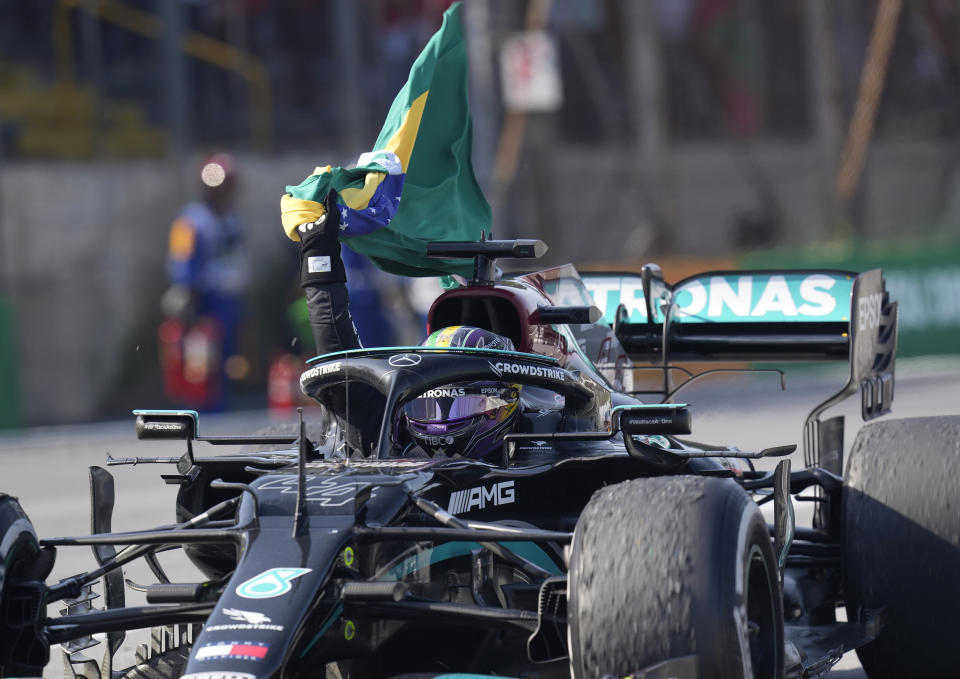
52, 0, 273, 150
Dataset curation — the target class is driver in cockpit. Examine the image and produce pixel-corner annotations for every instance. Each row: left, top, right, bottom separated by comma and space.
291, 191, 555, 461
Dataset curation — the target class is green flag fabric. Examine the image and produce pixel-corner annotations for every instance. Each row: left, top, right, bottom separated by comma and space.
281, 2, 490, 278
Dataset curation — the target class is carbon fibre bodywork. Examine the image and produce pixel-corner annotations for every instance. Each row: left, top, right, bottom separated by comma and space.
0, 241, 901, 679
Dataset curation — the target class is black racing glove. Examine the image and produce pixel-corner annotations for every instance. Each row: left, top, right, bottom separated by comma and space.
298, 190, 346, 286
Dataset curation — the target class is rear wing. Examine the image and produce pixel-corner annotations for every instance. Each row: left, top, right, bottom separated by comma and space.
581, 268, 898, 466
585, 270, 863, 361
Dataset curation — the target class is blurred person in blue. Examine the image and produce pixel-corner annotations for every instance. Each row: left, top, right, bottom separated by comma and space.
164, 152, 249, 410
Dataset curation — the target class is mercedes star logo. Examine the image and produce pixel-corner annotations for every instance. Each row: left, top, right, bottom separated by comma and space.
388, 353, 422, 367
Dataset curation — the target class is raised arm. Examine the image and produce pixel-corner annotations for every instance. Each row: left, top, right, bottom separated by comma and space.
295, 190, 362, 356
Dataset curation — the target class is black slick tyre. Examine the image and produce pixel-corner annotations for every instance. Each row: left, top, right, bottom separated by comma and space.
843, 416, 960, 679
0, 494, 52, 677
568, 476, 783, 679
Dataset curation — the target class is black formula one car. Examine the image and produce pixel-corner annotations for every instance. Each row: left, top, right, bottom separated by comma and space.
2, 240, 958, 679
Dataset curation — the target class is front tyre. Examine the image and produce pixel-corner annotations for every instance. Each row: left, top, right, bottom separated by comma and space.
568, 476, 783, 679
0, 494, 52, 677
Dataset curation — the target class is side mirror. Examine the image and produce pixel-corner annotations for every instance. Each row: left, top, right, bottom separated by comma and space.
615, 404, 692, 436
537, 305, 603, 325
134, 410, 197, 440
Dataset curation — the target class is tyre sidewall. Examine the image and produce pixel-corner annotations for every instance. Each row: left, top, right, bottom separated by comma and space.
700, 480, 783, 679
568, 477, 783, 679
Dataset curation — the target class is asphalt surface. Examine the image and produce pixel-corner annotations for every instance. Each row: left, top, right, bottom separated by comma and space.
2, 357, 958, 678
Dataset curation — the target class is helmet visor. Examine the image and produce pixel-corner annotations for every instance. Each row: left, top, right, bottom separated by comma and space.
403, 385, 518, 422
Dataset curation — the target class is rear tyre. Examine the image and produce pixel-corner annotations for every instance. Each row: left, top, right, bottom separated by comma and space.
843, 416, 960, 678
568, 476, 783, 679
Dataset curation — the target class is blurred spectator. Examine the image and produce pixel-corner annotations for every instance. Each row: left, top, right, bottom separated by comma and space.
162, 152, 249, 410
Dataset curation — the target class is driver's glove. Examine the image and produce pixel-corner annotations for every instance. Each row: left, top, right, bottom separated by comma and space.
298, 190, 346, 286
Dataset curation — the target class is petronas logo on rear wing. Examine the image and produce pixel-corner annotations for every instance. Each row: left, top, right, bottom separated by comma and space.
581, 269, 862, 363
583, 272, 854, 325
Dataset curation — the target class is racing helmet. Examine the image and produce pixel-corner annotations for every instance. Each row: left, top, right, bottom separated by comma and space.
402, 326, 521, 459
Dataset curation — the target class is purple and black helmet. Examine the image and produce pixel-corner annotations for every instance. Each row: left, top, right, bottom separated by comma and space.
402, 326, 521, 459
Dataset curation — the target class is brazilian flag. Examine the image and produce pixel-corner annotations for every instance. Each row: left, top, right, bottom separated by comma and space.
280, 2, 490, 278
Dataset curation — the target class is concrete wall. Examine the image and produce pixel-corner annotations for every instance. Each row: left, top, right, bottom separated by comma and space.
519, 139, 955, 268
0, 154, 326, 425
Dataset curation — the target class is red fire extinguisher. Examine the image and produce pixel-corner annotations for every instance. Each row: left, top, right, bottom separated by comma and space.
159, 316, 222, 409
159, 318, 185, 402
268, 353, 303, 412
